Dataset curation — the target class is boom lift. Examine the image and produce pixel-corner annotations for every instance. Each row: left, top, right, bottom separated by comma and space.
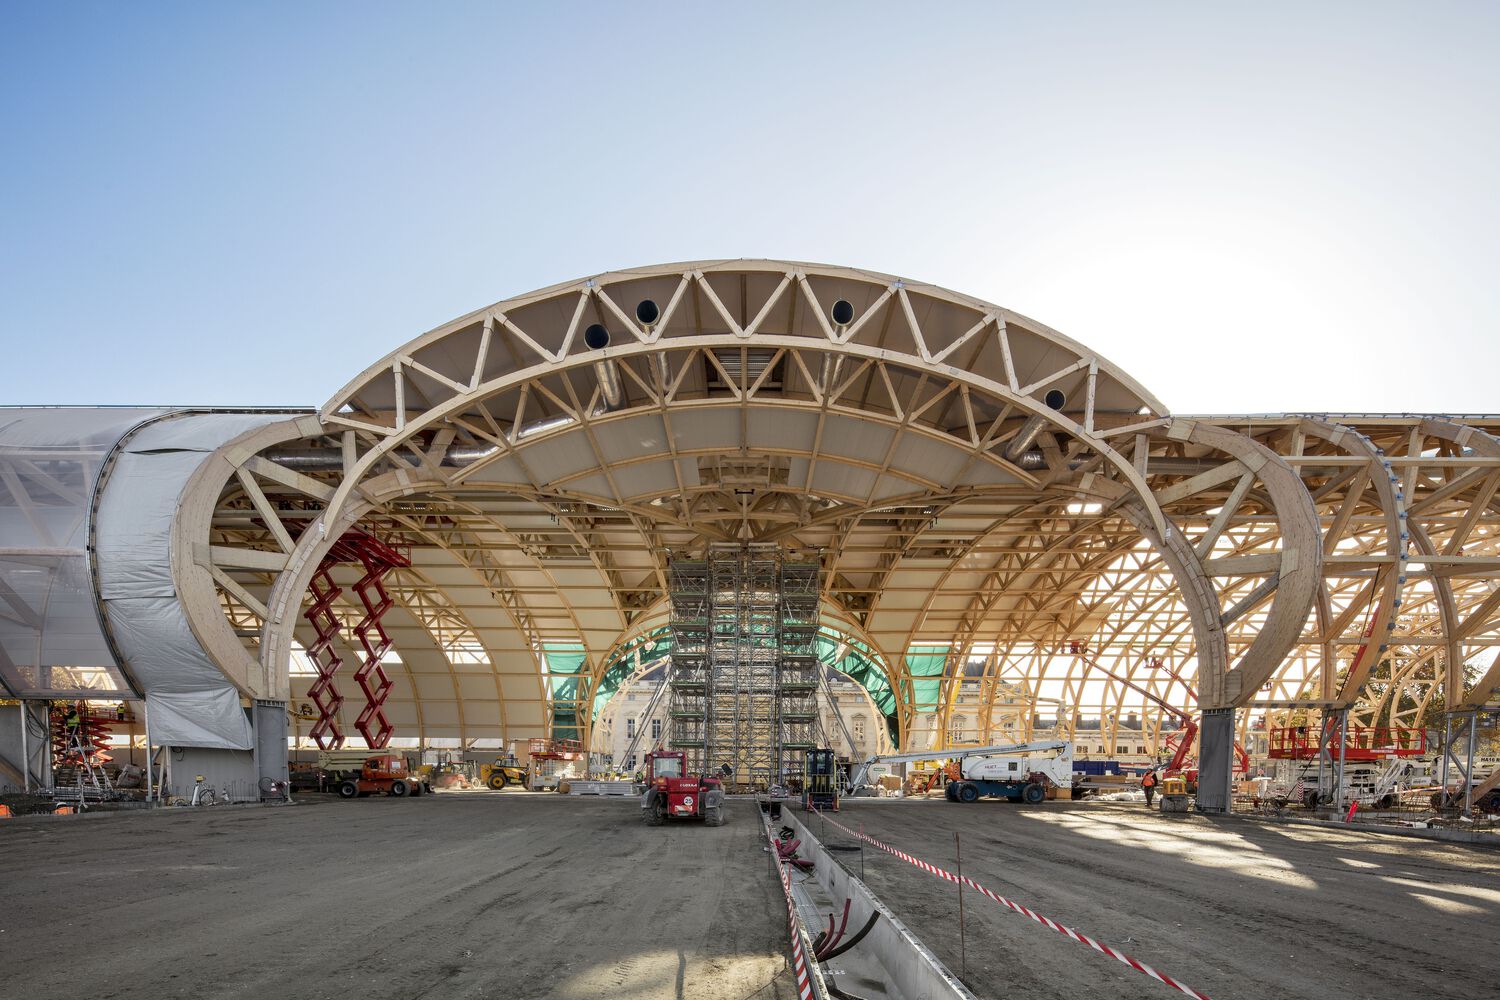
1069, 649, 1249, 789
334, 754, 426, 799
851, 741, 1074, 804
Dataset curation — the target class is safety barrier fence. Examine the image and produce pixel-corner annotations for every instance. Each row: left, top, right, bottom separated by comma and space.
809, 807, 1211, 1000
762, 813, 825, 1000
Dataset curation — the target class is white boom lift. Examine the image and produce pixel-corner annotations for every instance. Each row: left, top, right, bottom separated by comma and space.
850, 740, 1074, 804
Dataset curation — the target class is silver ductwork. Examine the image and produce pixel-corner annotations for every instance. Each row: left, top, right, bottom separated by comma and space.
584, 323, 624, 411
1003, 416, 1050, 463
1004, 390, 1067, 464
819, 354, 845, 393
632, 300, 671, 389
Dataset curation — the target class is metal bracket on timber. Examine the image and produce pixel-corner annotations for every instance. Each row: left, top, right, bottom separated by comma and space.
302, 530, 411, 750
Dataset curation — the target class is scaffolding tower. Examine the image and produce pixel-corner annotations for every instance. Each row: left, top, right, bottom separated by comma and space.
666, 543, 823, 791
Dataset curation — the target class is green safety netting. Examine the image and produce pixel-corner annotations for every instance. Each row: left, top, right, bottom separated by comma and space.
815, 628, 900, 746
587, 624, 903, 747
542, 641, 588, 741
902, 644, 951, 717
589, 628, 674, 719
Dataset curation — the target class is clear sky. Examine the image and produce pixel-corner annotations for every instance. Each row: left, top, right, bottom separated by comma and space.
3, 3, 1496, 414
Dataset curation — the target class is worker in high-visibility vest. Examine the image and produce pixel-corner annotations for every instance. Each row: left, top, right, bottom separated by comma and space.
1141, 770, 1158, 808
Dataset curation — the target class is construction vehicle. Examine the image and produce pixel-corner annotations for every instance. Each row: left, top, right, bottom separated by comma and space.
480, 759, 529, 790
424, 759, 475, 790
1267, 724, 1427, 807
640, 749, 725, 826
335, 754, 427, 799
421, 756, 530, 791
851, 741, 1074, 804
1430, 765, 1500, 812
803, 748, 838, 811
1069, 649, 1249, 790
942, 742, 1075, 803
527, 738, 585, 791
48, 703, 117, 808
1159, 774, 1191, 812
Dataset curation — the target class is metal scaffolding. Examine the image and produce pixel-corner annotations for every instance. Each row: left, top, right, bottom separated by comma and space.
779, 559, 821, 781
666, 543, 822, 791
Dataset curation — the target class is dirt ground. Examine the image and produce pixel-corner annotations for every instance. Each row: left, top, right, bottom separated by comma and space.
823, 799, 1500, 1000
0, 792, 797, 1000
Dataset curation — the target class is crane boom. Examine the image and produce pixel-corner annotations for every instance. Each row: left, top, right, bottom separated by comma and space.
850, 740, 1069, 787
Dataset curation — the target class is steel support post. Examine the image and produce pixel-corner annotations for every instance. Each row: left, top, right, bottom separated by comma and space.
253, 700, 289, 800
1464, 709, 1478, 813
17, 698, 29, 793
1335, 708, 1348, 812
1196, 707, 1235, 813
143, 699, 153, 803
1316, 713, 1331, 807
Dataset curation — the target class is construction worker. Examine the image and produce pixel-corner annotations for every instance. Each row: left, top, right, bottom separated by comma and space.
1141, 769, 1158, 808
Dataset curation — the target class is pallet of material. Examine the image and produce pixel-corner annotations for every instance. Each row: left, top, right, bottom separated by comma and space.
567, 780, 637, 796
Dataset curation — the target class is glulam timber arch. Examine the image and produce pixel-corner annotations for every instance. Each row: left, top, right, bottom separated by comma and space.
168, 262, 1500, 759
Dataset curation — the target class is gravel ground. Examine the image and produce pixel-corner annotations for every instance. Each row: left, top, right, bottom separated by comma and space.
822, 798, 1500, 1000
0, 792, 797, 1000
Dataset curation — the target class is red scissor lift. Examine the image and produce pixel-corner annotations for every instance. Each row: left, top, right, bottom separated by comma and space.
527, 737, 584, 790
302, 530, 411, 750
1267, 724, 1427, 762
1267, 723, 1427, 807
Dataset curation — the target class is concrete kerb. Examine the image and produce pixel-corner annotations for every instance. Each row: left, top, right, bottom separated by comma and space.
1214, 808, 1500, 846
784, 808, 978, 1000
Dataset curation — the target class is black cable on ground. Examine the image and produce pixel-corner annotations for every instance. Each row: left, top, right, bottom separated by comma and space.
819, 909, 880, 961
827, 983, 875, 1000
814, 898, 851, 960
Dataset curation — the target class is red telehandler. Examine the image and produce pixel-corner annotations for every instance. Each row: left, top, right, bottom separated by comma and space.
640, 750, 726, 826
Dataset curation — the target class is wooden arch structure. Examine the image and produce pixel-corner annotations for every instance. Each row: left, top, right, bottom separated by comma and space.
163, 261, 1500, 774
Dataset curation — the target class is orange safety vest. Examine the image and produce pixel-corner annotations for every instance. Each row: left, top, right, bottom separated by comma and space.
1142, 773, 1156, 787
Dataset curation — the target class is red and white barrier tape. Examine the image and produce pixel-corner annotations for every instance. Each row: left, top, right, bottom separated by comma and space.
764, 818, 818, 1000
809, 808, 1211, 1000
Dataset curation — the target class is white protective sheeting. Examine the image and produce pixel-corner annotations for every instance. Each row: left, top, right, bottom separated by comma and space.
95, 411, 293, 749
0, 407, 168, 697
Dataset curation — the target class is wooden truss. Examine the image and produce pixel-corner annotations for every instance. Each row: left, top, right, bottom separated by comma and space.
163, 261, 1500, 752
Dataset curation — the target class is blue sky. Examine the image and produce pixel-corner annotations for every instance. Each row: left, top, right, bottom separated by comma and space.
3, 3, 1497, 412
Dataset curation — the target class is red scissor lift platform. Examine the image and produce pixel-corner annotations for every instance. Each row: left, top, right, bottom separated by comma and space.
1267, 725, 1427, 762
526, 738, 584, 790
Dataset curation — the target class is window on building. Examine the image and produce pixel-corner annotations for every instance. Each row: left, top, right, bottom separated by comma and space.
851, 715, 867, 746
949, 714, 967, 744
625, 754, 635, 769
651, 718, 661, 740
626, 717, 636, 739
